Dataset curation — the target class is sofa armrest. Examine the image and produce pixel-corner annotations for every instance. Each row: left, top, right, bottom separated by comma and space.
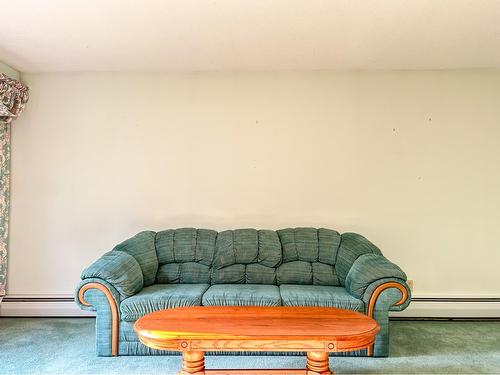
345, 253, 406, 299
75, 278, 122, 356
345, 254, 410, 357
74, 251, 144, 356
360, 277, 411, 357
75, 277, 121, 312
361, 277, 411, 313
80, 250, 144, 299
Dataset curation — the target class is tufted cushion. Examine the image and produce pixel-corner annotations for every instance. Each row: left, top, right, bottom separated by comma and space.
335, 232, 383, 286
345, 254, 407, 299
277, 261, 312, 284
114, 231, 158, 287
212, 229, 281, 284
156, 228, 217, 265
156, 262, 211, 284
155, 228, 217, 283
120, 284, 209, 321
276, 228, 341, 286
202, 284, 281, 306
81, 251, 143, 298
280, 285, 364, 311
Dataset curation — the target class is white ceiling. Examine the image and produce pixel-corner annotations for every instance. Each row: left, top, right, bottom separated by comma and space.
2, 0, 500, 72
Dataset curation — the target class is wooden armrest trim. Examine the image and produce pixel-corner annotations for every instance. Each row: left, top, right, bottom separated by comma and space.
366, 281, 408, 356
78, 282, 119, 356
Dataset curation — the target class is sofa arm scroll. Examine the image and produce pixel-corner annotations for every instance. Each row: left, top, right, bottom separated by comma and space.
362, 277, 411, 314
75, 278, 121, 311
345, 253, 407, 299
361, 277, 410, 356
75, 250, 143, 356
344, 253, 410, 357
75, 278, 122, 356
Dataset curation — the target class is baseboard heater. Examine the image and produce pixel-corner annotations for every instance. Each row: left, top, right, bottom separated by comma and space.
394, 297, 500, 319
0, 296, 95, 317
1, 296, 499, 318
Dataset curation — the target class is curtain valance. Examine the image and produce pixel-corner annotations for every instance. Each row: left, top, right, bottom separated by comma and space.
0, 73, 29, 124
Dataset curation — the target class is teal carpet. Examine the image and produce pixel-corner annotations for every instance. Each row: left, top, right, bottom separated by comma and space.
0, 318, 499, 374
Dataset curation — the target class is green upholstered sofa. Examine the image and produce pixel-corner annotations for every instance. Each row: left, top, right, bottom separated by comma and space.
75, 228, 410, 357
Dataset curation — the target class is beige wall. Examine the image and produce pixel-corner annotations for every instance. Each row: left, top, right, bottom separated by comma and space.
8, 70, 500, 297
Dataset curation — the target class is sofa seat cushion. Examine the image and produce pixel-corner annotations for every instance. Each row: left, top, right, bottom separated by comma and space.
120, 284, 209, 321
202, 284, 281, 306
279, 285, 364, 311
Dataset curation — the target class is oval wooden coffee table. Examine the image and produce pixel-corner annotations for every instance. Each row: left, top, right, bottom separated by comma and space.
134, 306, 379, 375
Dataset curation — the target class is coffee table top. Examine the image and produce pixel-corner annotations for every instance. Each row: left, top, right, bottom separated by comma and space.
134, 306, 379, 342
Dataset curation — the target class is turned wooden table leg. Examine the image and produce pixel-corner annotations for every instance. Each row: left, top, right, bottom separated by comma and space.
179, 351, 205, 375
306, 352, 334, 375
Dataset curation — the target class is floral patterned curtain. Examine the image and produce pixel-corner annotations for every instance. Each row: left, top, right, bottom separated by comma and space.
0, 73, 29, 300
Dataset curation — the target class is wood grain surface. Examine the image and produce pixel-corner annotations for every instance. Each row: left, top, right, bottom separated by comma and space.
135, 306, 379, 342
134, 306, 380, 374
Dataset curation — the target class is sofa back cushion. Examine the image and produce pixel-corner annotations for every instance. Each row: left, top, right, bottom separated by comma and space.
113, 231, 158, 286
212, 229, 282, 284
335, 232, 383, 286
155, 228, 217, 284
151, 227, 379, 287
276, 228, 341, 286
